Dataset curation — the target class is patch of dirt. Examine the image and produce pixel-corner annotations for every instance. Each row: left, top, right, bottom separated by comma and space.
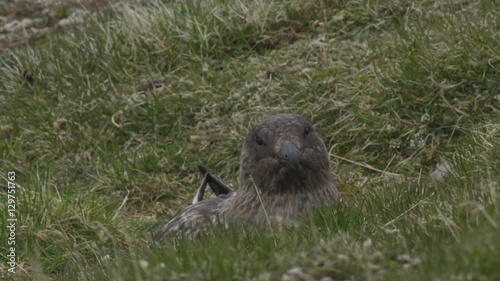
0, 0, 130, 52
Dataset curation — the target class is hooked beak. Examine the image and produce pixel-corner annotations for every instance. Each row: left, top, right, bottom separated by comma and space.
275, 141, 301, 171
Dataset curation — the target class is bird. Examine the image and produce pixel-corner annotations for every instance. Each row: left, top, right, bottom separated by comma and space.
153, 113, 340, 242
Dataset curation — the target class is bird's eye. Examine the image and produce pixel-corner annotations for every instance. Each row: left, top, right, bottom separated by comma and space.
304, 126, 311, 137
255, 136, 265, 146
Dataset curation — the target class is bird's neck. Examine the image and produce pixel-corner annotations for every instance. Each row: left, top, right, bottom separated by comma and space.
238, 177, 338, 204
225, 171, 339, 226
239, 167, 334, 195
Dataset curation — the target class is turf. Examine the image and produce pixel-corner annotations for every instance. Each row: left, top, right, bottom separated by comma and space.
0, 0, 499, 280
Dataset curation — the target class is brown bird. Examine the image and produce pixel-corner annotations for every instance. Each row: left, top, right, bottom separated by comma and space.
153, 114, 340, 242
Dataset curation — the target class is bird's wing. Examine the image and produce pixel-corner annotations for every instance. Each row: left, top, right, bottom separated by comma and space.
192, 170, 209, 204
153, 197, 226, 242
192, 165, 234, 204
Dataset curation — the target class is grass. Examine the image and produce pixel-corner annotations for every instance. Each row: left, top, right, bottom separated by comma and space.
0, 0, 499, 280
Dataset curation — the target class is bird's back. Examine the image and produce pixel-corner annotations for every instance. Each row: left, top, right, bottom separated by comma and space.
153, 196, 229, 240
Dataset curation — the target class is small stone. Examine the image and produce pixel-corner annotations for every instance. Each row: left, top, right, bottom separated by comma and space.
429, 162, 451, 183
138, 259, 149, 270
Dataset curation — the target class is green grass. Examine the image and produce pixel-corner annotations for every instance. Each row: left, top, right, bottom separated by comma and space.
0, 0, 499, 280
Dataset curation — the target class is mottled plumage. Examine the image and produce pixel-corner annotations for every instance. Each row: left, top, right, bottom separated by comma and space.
153, 114, 340, 242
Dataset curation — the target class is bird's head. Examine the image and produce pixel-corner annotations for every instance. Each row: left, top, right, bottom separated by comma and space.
238, 114, 332, 193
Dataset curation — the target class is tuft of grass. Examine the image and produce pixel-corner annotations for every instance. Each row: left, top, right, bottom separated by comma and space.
0, 0, 498, 280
